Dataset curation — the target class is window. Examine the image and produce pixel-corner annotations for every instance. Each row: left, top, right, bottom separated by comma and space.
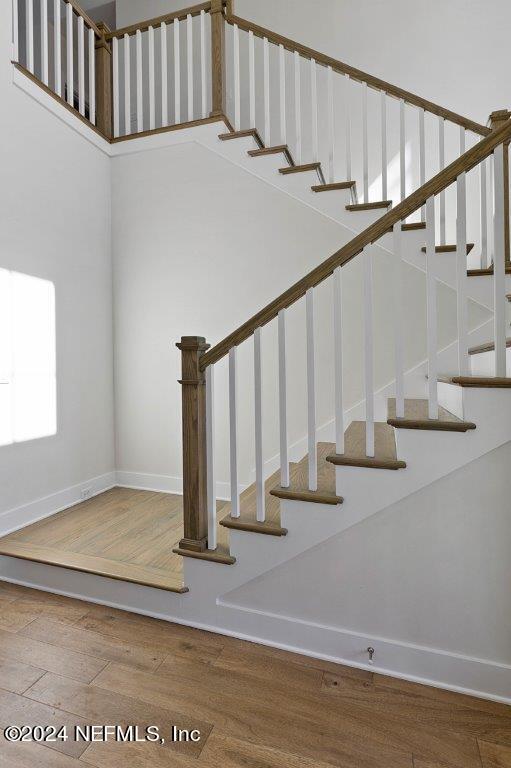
0, 269, 56, 446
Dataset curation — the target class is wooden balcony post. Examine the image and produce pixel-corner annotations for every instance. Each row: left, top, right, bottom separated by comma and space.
489, 109, 511, 265
210, 0, 226, 117
95, 22, 112, 139
177, 336, 210, 553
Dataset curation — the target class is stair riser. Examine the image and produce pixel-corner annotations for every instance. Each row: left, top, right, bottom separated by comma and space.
470, 347, 511, 377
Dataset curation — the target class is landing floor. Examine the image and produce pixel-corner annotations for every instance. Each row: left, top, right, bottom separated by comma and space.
0, 582, 509, 767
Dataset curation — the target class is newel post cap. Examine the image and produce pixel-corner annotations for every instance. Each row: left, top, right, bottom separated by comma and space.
488, 109, 511, 129
176, 336, 210, 352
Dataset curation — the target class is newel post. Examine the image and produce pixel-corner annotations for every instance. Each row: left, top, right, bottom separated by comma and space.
489, 109, 511, 265
95, 22, 112, 139
177, 336, 210, 553
210, 0, 226, 118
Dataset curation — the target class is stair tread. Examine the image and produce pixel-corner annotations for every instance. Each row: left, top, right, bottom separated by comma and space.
438, 375, 511, 387
327, 421, 406, 470
279, 162, 322, 175
248, 145, 294, 166
387, 398, 476, 431
270, 443, 343, 505
421, 243, 474, 254
402, 222, 426, 231
220, 468, 289, 535
172, 544, 236, 565
467, 266, 511, 276
346, 200, 392, 211
311, 181, 355, 192
469, 338, 511, 355
218, 128, 264, 148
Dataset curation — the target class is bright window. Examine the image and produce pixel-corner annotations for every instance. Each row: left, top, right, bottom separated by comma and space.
0, 269, 56, 446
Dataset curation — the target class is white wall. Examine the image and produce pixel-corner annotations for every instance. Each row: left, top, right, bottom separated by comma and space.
224, 441, 511, 667
0, 3, 115, 523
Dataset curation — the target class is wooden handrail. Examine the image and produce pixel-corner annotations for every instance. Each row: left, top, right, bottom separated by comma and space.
66, 0, 103, 38
200, 119, 511, 370
106, 2, 213, 40
226, 14, 490, 138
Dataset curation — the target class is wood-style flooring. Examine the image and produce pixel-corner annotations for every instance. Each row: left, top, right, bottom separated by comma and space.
0, 582, 509, 767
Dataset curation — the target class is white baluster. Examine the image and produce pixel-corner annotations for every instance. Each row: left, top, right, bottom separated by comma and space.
456, 172, 469, 376
229, 347, 240, 518
254, 328, 265, 523
233, 23, 240, 131
488, 154, 495, 267
161, 23, 168, 127
327, 66, 335, 184
12, 0, 19, 62
278, 309, 289, 488
27, 0, 34, 74
248, 30, 255, 128
200, 11, 206, 118
381, 90, 387, 200
77, 16, 85, 116
41, 0, 48, 85
134, 30, 142, 132
65, 2, 72, 105
294, 51, 301, 164
345, 75, 352, 187
306, 288, 317, 490
187, 14, 193, 122
124, 33, 131, 135
263, 37, 270, 146
279, 43, 286, 146
393, 223, 405, 418
112, 36, 119, 137
363, 246, 375, 456
493, 143, 507, 377
480, 158, 488, 269
426, 196, 439, 418
149, 26, 156, 130
205, 365, 217, 550
54, 0, 61, 97
311, 58, 318, 163
333, 267, 344, 453
88, 28, 95, 124
459, 126, 466, 155
399, 98, 406, 202
439, 117, 446, 244
362, 82, 369, 202
174, 18, 181, 123
419, 107, 425, 221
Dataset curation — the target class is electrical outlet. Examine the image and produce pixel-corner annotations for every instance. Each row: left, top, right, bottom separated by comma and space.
80, 487, 92, 501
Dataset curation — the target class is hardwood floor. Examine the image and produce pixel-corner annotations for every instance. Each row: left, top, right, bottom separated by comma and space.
0, 584, 509, 767
0, 488, 234, 593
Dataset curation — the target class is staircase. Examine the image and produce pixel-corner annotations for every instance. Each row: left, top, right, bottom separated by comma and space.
4, 0, 511, 703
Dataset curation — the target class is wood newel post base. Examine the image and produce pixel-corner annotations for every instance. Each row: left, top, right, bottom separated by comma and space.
95, 22, 112, 140
210, 0, 226, 118
177, 336, 211, 553
489, 109, 511, 265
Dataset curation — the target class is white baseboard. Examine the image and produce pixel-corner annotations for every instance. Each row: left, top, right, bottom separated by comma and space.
0, 472, 117, 536
115, 470, 236, 501
217, 599, 511, 705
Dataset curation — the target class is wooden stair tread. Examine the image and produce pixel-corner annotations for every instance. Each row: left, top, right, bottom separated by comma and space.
327, 422, 406, 470
387, 398, 475, 432
0, 540, 188, 593
280, 162, 322, 174
401, 222, 426, 231
468, 266, 511, 276
173, 543, 236, 565
438, 375, 511, 388
270, 443, 343, 505
346, 200, 392, 212
421, 243, 474, 254
220, 469, 289, 536
469, 338, 511, 355
248, 145, 294, 166
311, 181, 355, 192
218, 128, 264, 148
